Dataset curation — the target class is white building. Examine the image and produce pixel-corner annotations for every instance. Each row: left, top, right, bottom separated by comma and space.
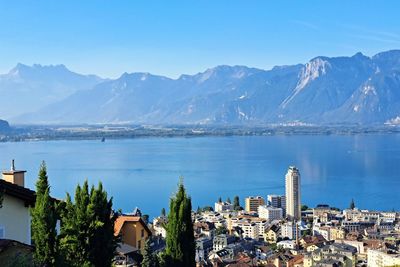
367, 249, 400, 267
0, 161, 35, 245
285, 166, 301, 221
153, 216, 167, 238
214, 202, 233, 212
281, 220, 307, 240
258, 205, 283, 221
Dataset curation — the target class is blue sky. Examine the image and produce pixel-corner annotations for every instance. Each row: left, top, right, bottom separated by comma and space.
1, 0, 400, 78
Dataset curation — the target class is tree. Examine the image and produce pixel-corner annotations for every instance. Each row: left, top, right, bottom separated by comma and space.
301, 205, 309, 211
59, 180, 117, 267
142, 238, 159, 267
218, 196, 222, 203
142, 214, 150, 225
161, 208, 166, 217
350, 199, 355, 210
226, 197, 231, 204
216, 226, 228, 235
233, 196, 241, 210
163, 179, 195, 267
31, 161, 57, 266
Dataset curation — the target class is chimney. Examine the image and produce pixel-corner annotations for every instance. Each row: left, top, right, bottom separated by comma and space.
2, 159, 26, 187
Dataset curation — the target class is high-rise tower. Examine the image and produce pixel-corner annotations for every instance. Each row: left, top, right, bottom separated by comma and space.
285, 166, 301, 221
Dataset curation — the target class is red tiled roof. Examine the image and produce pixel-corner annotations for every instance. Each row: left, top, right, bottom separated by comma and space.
114, 215, 152, 236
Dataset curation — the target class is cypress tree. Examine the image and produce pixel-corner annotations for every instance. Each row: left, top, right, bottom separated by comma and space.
164, 180, 195, 267
59, 180, 117, 266
233, 195, 240, 210
350, 199, 355, 210
161, 207, 166, 217
31, 161, 57, 266
142, 238, 159, 267
226, 197, 231, 204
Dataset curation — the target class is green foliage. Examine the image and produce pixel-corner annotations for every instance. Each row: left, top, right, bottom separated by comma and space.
142, 214, 150, 225
226, 197, 231, 204
301, 204, 309, 211
233, 196, 242, 211
161, 208, 166, 217
30, 161, 57, 266
58, 180, 117, 267
141, 238, 159, 267
216, 226, 228, 235
164, 180, 195, 267
218, 196, 222, 203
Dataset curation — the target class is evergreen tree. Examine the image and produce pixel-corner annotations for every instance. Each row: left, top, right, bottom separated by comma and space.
142, 238, 159, 267
226, 197, 231, 204
233, 196, 240, 210
350, 199, 355, 210
142, 214, 150, 225
59, 180, 117, 266
218, 196, 222, 203
31, 161, 57, 266
161, 207, 166, 217
164, 180, 195, 267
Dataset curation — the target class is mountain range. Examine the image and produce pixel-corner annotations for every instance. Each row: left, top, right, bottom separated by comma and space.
3, 50, 400, 125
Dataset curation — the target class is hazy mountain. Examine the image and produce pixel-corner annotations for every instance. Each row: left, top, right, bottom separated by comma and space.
12, 50, 400, 125
0, 119, 10, 133
0, 64, 103, 119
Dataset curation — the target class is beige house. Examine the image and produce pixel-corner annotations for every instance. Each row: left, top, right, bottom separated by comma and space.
0, 161, 35, 245
114, 215, 151, 253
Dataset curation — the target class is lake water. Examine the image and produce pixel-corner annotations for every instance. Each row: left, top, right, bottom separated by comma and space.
1, 135, 399, 218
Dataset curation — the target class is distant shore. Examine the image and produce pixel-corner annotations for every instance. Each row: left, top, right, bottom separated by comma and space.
1, 124, 400, 142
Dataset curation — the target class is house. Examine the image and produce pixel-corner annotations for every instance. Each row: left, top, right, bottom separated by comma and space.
264, 224, 280, 243
213, 234, 236, 251
0, 161, 35, 245
114, 214, 152, 253
196, 237, 213, 263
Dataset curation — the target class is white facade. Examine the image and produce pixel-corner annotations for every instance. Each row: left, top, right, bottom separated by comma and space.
285, 166, 301, 221
0, 194, 31, 244
258, 205, 283, 221
281, 221, 298, 240
214, 202, 233, 212
368, 249, 400, 267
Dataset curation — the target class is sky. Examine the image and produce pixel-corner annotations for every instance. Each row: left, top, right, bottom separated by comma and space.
1, 0, 400, 79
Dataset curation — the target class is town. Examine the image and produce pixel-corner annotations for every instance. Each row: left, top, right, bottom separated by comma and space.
0, 162, 399, 267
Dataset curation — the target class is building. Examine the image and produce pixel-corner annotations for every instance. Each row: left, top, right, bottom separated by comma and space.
367, 249, 400, 267
285, 166, 301, 221
114, 215, 152, 253
258, 205, 283, 221
195, 237, 213, 263
152, 216, 167, 238
245, 196, 265, 212
214, 201, 233, 212
281, 220, 300, 240
0, 161, 35, 245
267, 194, 286, 215
213, 234, 236, 251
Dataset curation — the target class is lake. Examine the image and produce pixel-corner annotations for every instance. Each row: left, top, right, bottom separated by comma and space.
1, 135, 399, 218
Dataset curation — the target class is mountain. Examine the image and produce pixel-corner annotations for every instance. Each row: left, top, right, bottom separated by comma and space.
0, 119, 10, 133
11, 50, 400, 125
0, 64, 103, 119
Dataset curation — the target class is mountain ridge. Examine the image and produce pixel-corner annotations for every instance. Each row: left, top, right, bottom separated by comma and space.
7, 50, 400, 125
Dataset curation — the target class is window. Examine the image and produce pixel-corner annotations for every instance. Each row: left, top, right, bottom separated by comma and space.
138, 240, 141, 249
141, 229, 145, 238
0, 226, 4, 238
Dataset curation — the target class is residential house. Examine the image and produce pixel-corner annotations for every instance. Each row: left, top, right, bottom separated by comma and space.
0, 162, 35, 245
114, 214, 151, 253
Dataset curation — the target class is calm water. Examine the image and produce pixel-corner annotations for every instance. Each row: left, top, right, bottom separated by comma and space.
1, 135, 399, 218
